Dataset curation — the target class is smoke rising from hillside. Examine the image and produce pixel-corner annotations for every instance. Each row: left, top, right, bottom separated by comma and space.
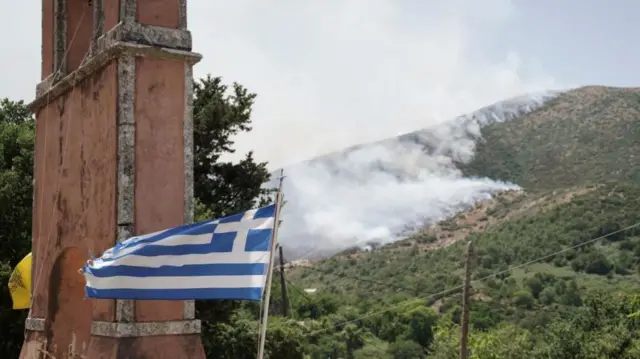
273, 92, 560, 259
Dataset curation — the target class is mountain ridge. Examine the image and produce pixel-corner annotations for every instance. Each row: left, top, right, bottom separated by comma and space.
270, 89, 566, 259
281, 86, 640, 359
462, 85, 640, 189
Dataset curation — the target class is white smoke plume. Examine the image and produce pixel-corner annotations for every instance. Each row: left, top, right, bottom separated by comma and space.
271, 91, 561, 259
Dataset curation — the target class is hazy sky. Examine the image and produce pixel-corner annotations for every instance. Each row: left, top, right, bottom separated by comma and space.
1, 0, 637, 169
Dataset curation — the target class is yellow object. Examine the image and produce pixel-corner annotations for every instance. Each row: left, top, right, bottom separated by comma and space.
8, 252, 32, 309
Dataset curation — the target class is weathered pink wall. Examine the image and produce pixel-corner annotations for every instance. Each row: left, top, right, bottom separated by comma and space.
28, 1, 205, 357
134, 57, 186, 321
104, 0, 120, 31
137, 0, 180, 28
41, 0, 54, 79
66, 0, 94, 73
31, 61, 118, 355
46, 247, 92, 358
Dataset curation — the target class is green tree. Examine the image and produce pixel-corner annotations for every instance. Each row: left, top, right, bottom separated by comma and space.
532, 291, 640, 358
340, 323, 368, 358
512, 290, 534, 309
0, 263, 28, 357
400, 304, 439, 349
264, 317, 306, 359
190, 76, 284, 358
583, 252, 613, 275
524, 277, 543, 298
387, 340, 425, 359
0, 99, 34, 358
0, 99, 34, 265
201, 310, 257, 359
353, 342, 392, 359
538, 287, 556, 305
429, 323, 534, 359
200, 310, 305, 359
192, 75, 273, 218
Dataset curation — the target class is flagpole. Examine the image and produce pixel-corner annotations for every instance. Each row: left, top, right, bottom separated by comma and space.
257, 173, 285, 359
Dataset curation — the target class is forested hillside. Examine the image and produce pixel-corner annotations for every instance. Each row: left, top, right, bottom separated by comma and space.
462, 86, 640, 189
2, 86, 640, 358
283, 86, 640, 358
288, 183, 640, 357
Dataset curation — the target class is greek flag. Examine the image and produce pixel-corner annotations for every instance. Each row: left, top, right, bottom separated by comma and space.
82, 204, 277, 301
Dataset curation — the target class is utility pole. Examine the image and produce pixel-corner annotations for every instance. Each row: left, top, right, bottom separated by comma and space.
278, 245, 290, 317
256, 191, 284, 359
256, 170, 286, 359
460, 241, 474, 359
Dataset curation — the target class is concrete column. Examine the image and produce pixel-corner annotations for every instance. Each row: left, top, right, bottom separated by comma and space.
53, 0, 67, 77
115, 53, 136, 324
183, 61, 196, 320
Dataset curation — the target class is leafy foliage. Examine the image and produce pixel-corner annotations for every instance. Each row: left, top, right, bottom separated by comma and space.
0, 100, 34, 265
189, 76, 302, 358
193, 75, 273, 218
0, 99, 33, 358
287, 182, 640, 357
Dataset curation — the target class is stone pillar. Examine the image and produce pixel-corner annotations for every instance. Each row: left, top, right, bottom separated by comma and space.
21, 0, 204, 358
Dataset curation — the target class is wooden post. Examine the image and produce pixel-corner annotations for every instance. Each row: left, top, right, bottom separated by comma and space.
279, 245, 290, 317
460, 241, 474, 359
256, 171, 285, 359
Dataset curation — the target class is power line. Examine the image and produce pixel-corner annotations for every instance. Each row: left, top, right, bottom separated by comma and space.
295, 264, 419, 294
303, 220, 640, 338
279, 251, 420, 294
284, 277, 314, 303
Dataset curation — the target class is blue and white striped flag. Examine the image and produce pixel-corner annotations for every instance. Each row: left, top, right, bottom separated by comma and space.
82, 204, 277, 301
